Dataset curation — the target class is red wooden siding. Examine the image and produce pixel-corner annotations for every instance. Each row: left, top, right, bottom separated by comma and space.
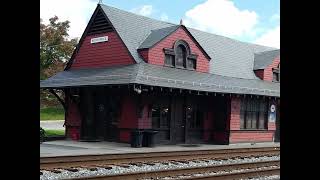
145, 27, 210, 73
118, 95, 138, 142
229, 131, 274, 143
227, 96, 276, 143
139, 49, 149, 62
137, 96, 152, 129
254, 56, 280, 81
138, 106, 152, 129
229, 97, 241, 130
254, 69, 264, 80
263, 56, 280, 82
65, 98, 81, 140
70, 32, 135, 69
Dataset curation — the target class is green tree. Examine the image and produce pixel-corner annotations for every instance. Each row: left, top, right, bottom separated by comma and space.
40, 16, 78, 108
40, 16, 78, 79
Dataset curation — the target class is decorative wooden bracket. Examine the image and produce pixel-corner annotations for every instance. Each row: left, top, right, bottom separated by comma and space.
49, 89, 66, 110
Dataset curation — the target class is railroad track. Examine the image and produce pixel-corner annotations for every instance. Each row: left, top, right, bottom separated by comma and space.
40, 147, 280, 170
71, 160, 280, 180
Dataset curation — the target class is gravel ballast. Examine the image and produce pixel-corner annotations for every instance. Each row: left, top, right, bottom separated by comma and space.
40, 155, 280, 180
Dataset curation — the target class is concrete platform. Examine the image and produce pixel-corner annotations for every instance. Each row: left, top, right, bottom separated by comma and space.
40, 140, 280, 157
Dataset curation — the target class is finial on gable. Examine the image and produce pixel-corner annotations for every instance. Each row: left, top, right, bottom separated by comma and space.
180, 19, 183, 26
98, 0, 103, 4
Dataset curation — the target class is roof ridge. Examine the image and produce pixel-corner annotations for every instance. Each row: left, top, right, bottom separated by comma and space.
100, 4, 277, 50
255, 49, 280, 55
100, 4, 175, 26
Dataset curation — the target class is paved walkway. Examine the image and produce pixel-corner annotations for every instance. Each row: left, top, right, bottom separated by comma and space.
40, 120, 65, 130
40, 140, 280, 157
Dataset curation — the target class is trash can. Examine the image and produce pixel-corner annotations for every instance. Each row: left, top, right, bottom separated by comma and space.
131, 129, 143, 148
143, 130, 158, 147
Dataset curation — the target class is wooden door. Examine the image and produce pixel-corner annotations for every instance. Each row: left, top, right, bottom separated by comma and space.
104, 95, 120, 141
173, 97, 185, 143
80, 88, 97, 140
93, 88, 106, 141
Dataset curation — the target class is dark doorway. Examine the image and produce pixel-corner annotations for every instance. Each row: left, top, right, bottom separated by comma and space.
151, 97, 171, 144
275, 102, 280, 142
80, 88, 99, 141
212, 96, 229, 144
172, 97, 185, 143
104, 94, 120, 141
80, 87, 120, 141
185, 97, 205, 144
93, 88, 106, 141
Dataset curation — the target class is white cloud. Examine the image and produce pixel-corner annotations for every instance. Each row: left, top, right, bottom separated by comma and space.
270, 13, 280, 22
131, 5, 153, 16
183, 0, 258, 38
40, 0, 97, 39
160, 13, 169, 21
254, 26, 280, 48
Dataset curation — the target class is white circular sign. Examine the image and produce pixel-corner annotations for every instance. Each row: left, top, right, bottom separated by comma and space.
270, 105, 276, 112
98, 104, 104, 112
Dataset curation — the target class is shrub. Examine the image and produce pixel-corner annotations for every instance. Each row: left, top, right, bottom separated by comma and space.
40, 127, 46, 143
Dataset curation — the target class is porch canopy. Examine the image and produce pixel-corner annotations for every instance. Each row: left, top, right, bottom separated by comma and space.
40, 62, 280, 97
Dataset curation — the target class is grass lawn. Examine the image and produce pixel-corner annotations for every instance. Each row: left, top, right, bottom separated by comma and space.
40, 106, 64, 121
44, 129, 65, 137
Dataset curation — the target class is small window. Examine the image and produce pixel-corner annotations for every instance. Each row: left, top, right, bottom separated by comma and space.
187, 58, 196, 70
273, 72, 279, 82
272, 64, 280, 82
164, 54, 174, 67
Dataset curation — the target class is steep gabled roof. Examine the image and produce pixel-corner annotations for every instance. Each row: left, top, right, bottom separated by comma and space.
138, 25, 211, 59
100, 4, 277, 79
138, 25, 180, 49
254, 49, 280, 70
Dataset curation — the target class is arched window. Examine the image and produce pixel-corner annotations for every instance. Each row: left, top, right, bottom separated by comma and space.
175, 44, 187, 68
163, 39, 197, 70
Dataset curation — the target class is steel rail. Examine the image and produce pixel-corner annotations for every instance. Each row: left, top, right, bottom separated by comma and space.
40, 147, 279, 170
70, 160, 280, 180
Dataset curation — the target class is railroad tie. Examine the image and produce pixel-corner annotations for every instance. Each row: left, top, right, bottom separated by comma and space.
65, 168, 79, 172
51, 169, 61, 174
119, 164, 130, 168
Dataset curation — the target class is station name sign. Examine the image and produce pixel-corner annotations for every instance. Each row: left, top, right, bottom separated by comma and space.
91, 36, 108, 44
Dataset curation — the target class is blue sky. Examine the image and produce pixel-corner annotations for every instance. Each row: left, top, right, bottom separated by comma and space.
40, 0, 279, 48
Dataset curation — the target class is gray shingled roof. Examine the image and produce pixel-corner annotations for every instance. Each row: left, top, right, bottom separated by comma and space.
40, 62, 279, 97
40, 4, 280, 97
100, 4, 278, 79
254, 49, 280, 70
138, 25, 180, 49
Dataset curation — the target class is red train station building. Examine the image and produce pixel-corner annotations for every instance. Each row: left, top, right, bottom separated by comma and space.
40, 4, 280, 145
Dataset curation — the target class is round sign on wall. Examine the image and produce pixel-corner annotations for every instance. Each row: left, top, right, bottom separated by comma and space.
270, 104, 276, 112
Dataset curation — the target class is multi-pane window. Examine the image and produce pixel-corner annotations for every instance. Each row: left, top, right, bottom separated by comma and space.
240, 99, 268, 130
151, 103, 170, 129
187, 58, 196, 70
164, 54, 174, 67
